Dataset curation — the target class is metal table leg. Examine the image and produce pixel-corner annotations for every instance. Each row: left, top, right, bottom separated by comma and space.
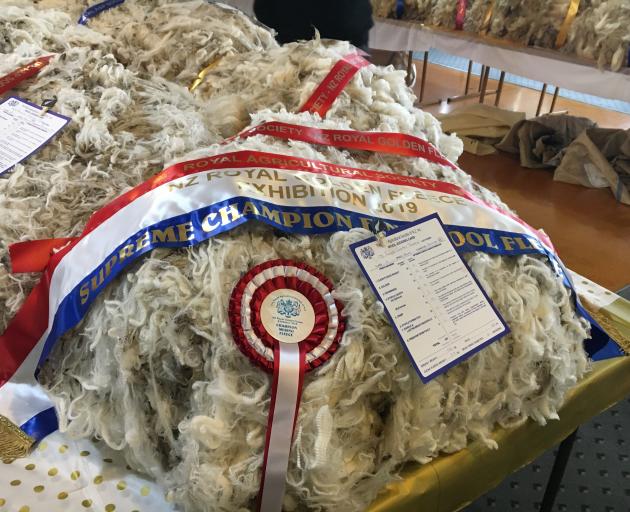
418, 51, 429, 103
464, 60, 473, 95
494, 71, 505, 107
405, 50, 414, 86
549, 87, 560, 113
478, 65, 486, 92
539, 429, 578, 512
536, 83, 548, 116
479, 66, 490, 103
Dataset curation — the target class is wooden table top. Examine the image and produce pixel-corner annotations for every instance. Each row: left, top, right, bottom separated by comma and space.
460, 151, 630, 291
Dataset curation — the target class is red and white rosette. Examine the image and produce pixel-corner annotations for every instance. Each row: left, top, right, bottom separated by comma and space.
229, 259, 345, 512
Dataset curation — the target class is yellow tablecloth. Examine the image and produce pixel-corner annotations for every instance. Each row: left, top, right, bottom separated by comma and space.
369, 286, 630, 512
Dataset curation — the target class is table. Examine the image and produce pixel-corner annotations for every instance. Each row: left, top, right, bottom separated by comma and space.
369, 18, 630, 104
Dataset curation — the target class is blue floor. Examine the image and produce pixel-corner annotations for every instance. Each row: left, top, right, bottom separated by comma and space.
415, 49, 630, 115
465, 394, 630, 512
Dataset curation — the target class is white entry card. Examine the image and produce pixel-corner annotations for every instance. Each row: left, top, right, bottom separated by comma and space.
0, 96, 69, 176
351, 213, 509, 382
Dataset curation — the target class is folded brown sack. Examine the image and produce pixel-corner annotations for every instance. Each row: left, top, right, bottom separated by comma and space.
554, 127, 630, 205
438, 104, 526, 155
496, 114, 596, 168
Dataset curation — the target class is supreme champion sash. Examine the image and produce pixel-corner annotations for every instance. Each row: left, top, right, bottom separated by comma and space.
0, 150, 623, 452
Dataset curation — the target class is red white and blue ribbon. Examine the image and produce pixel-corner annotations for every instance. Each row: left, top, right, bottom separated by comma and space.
5, 118, 462, 275
229, 260, 344, 511
0, 149, 623, 450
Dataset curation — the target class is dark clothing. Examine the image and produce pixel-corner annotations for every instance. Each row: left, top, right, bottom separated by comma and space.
254, 0, 373, 49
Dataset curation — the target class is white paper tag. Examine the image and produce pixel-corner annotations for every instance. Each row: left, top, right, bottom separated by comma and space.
351, 213, 509, 382
0, 96, 70, 176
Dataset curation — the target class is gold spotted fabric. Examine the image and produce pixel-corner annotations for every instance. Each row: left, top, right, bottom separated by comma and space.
0, 432, 173, 512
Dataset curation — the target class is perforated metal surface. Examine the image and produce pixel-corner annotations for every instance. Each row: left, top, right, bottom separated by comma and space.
465, 395, 630, 512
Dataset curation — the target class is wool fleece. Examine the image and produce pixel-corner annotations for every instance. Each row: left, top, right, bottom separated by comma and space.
7, 0, 278, 82
38, 125, 589, 511
563, 0, 630, 72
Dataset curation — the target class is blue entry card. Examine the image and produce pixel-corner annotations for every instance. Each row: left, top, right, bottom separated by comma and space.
351, 213, 509, 383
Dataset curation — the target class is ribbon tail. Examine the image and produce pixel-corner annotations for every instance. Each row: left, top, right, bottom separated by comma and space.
299, 53, 369, 116
0, 55, 53, 95
481, 0, 496, 34
555, 0, 580, 48
9, 237, 77, 273
258, 342, 305, 512
0, 381, 58, 461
